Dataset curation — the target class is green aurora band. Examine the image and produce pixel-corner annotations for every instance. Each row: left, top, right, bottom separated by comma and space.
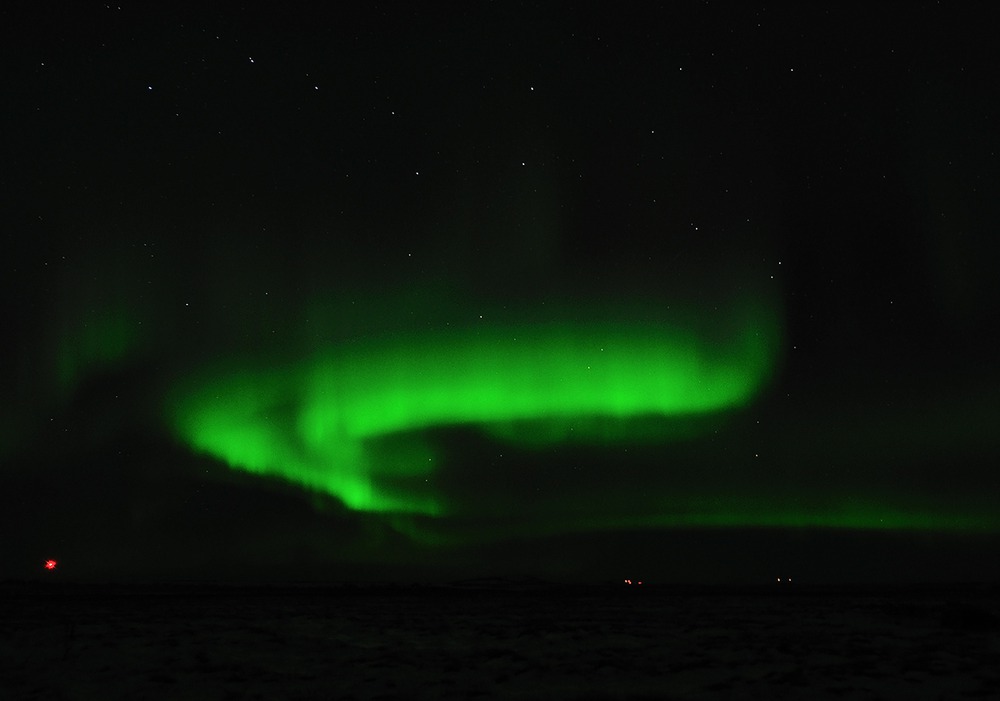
166, 298, 1000, 536
169, 300, 777, 516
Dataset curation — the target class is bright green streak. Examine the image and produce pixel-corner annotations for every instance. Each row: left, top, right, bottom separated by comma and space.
298, 318, 772, 447
169, 302, 779, 515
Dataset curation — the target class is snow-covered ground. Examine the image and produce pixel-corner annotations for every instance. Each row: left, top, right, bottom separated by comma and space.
3, 583, 999, 700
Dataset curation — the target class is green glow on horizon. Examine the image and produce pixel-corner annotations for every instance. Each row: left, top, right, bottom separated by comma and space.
386, 500, 1000, 548
634, 498, 1000, 534
169, 300, 780, 517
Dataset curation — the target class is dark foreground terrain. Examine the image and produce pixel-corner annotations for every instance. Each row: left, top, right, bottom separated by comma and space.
2, 580, 999, 700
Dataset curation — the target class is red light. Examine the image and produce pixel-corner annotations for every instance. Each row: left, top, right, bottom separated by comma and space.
44, 559, 57, 570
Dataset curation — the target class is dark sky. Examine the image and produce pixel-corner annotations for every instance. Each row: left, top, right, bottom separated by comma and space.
3, 3, 999, 584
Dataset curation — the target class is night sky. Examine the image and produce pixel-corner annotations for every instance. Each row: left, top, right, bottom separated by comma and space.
3, 3, 999, 584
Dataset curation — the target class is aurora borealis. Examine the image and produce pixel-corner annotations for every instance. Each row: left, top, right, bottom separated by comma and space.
169, 299, 780, 516
3, 4, 1000, 584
